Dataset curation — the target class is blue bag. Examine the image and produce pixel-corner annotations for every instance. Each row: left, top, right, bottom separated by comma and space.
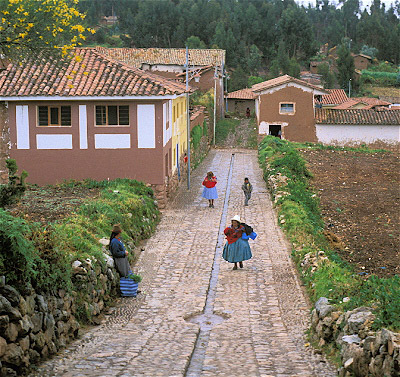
119, 277, 139, 297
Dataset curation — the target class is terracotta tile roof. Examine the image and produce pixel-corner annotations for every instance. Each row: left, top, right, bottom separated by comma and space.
315, 108, 400, 125
227, 88, 257, 100
320, 89, 348, 105
95, 47, 225, 68
0, 48, 188, 98
251, 74, 327, 93
333, 97, 392, 110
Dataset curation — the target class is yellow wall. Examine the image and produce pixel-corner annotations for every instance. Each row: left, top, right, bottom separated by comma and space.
171, 95, 187, 171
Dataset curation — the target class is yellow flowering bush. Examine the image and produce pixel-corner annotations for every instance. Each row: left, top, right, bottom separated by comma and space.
0, 0, 95, 62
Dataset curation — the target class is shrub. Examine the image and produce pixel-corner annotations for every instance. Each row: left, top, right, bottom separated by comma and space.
0, 159, 28, 207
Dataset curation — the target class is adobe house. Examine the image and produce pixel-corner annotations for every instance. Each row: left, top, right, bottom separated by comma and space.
95, 47, 226, 118
252, 75, 328, 142
353, 53, 372, 71
226, 88, 256, 116
316, 89, 348, 109
0, 48, 192, 206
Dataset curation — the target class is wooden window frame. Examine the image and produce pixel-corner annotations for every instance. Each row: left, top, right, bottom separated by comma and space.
95, 105, 130, 127
37, 105, 72, 127
279, 102, 295, 115
279, 102, 296, 115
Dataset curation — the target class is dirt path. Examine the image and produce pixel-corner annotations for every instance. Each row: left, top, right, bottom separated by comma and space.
30, 150, 336, 377
218, 118, 257, 149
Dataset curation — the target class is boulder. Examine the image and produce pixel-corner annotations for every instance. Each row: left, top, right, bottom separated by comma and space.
347, 310, 374, 334
18, 335, 30, 352
4, 322, 19, 342
35, 295, 48, 312
342, 335, 362, 345
2, 343, 23, 365
19, 315, 33, 336
0, 286, 20, 306
0, 336, 7, 357
31, 312, 43, 333
315, 297, 334, 319
0, 315, 9, 333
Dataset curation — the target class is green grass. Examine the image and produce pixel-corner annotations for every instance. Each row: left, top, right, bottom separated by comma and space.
215, 118, 240, 144
0, 179, 159, 294
258, 136, 400, 331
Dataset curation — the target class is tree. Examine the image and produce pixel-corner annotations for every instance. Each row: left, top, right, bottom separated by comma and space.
246, 44, 263, 76
0, 0, 94, 62
360, 45, 378, 59
317, 62, 335, 88
185, 36, 206, 49
336, 43, 355, 91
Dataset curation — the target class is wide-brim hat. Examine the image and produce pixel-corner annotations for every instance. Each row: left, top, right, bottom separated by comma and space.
112, 224, 122, 234
231, 215, 241, 223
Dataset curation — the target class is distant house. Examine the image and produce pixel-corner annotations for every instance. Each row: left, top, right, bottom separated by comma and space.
353, 53, 372, 71
315, 108, 400, 149
317, 89, 349, 108
333, 97, 392, 110
0, 48, 191, 204
226, 88, 256, 116
95, 47, 226, 118
252, 75, 328, 142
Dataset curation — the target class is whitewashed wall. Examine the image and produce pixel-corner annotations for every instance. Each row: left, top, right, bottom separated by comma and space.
316, 124, 400, 147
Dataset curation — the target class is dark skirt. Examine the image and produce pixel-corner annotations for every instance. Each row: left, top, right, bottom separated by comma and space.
114, 257, 131, 277
222, 238, 252, 263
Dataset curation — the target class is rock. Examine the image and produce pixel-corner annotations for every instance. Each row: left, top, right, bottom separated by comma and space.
344, 358, 353, 369
32, 331, 46, 350
31, 312, 43, 333
28, 349, 41, 363
72, 260, 82, 269
18, 297, 28, 316
43, 313, 55, 332
342, 335, 362, 344
18, 335, 30, 352
0, 315, 9, 333
36, 295, 48, 312
99, 237, 110, 246
4, 322, 19, 342
0, 295, 12, 313
0, 286, 21, 306
315, 297, 334, 318
347, 310, 374, 334
0, 336, 7, 357
363, 336, 376, 353
19, 315, 33, 336
3, 343, 23, 365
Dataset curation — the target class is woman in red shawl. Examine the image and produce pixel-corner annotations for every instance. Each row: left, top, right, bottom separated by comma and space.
202, 171, 218, 208
222, 215, 252, 270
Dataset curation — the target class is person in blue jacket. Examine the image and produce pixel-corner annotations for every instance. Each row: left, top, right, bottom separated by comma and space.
109, 224, 131, 277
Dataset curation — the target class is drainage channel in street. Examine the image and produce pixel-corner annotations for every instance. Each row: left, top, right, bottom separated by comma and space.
184, 153, 235, 377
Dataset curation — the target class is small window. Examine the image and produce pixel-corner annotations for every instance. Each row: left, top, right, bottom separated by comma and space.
279, 103, 295, 115
38, 106, 71, 126
95, 105, 130, 126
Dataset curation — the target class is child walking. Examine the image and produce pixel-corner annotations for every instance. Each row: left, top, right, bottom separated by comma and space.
242, 177, 253, 206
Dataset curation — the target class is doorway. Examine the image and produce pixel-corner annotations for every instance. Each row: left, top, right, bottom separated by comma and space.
269, 125, 282, 138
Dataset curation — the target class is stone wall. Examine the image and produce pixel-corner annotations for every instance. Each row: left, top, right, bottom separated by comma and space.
0, 102, 9, 184
311, 298, 400, 376
0, 247, 120, 376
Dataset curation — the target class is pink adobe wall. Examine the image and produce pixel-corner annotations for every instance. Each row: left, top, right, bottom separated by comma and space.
8, 100, 166, 186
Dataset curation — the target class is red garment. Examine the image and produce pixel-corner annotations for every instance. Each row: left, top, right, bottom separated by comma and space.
202, 176, 217, 188
184, 156, 188, 163
224, 226, 244, 244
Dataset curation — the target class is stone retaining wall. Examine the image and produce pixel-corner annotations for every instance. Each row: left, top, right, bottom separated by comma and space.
265, 163, 400, 376
0, 249, 120, 376
311, 298, 400, 376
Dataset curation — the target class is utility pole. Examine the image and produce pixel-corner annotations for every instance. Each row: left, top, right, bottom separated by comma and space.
213, 65, 217, 147
185, 46, 191, 190
348, 78, 352, 98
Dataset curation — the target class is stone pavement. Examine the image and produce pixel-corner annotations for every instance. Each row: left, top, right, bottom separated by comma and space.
30, 149, 337, 377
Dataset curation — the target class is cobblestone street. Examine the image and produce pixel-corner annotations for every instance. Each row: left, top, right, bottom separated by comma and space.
31, 149, 337, 377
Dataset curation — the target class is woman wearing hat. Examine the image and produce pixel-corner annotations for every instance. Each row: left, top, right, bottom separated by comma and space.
202, 171, 218, 208
222, 215, 252, 270
109, 224, 132, 277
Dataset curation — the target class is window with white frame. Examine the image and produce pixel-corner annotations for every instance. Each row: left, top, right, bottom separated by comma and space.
37, 106, 71, 126
279, 103, 295, 115
95, 105, 129, 126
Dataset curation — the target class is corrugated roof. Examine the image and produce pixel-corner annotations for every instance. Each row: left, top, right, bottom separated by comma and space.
95, 47, 225, 68
320, 89, 348, 105
251, 74, 326, 93
227, 88, 256, 100
315, 108, 400, 125
0, 48, 188, 97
